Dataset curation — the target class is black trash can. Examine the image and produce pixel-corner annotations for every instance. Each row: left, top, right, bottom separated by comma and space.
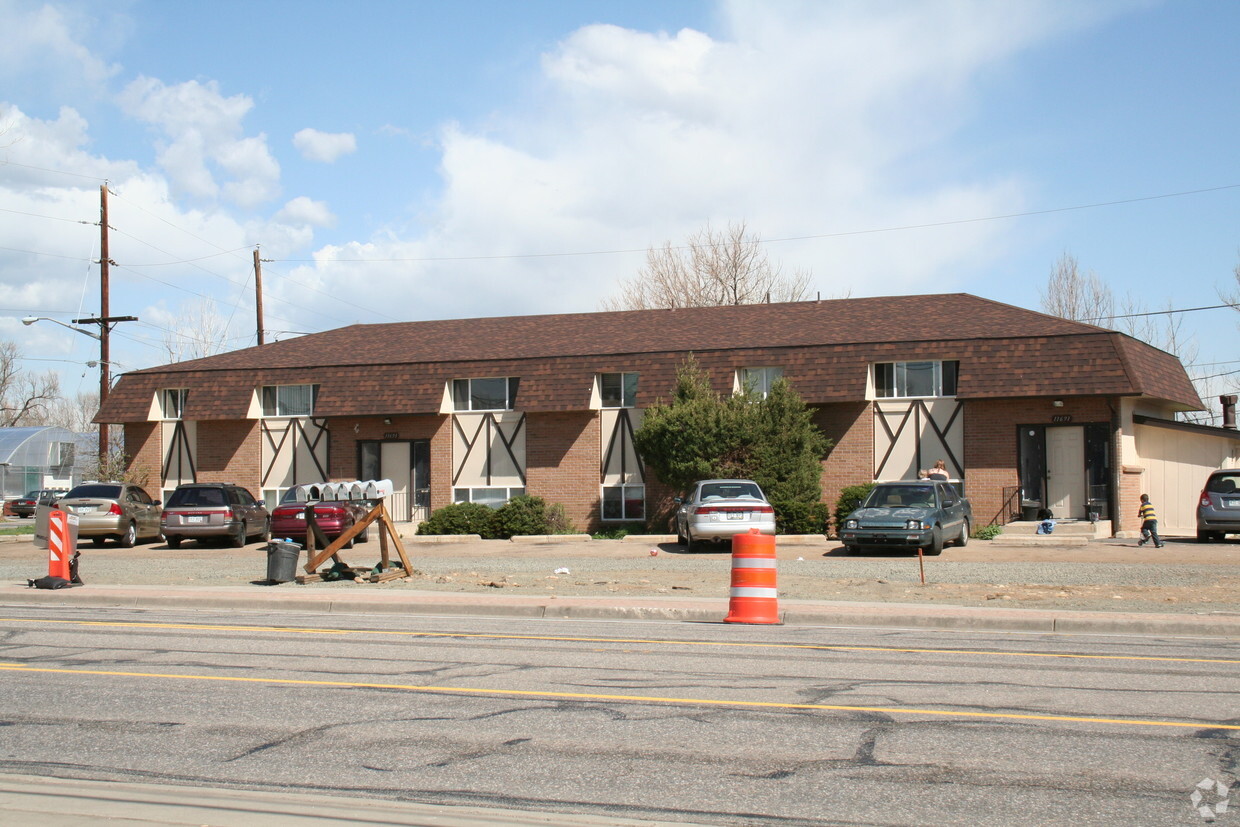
265, 541, 302, 583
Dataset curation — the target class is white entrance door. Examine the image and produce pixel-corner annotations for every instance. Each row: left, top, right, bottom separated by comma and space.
380, 442, 411, 522
1046, 426, 1086, 520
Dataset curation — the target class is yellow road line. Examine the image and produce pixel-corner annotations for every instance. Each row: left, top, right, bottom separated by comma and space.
4, 617, 1239, 666
0, 661, 1234, 731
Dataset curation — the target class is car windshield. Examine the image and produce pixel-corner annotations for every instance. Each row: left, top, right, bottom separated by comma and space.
699, 482, 763, 500
167, 487, 228, 507
865, 486, 936, 509
1207, 473, 1240, 494
65, 484, 122, 499
23, 491, 39, 498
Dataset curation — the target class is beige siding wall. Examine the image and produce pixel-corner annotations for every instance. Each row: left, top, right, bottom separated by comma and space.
1131, 423, 1240, 533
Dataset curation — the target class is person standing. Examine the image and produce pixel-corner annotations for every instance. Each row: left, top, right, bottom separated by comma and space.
1137, 494, 1164, 548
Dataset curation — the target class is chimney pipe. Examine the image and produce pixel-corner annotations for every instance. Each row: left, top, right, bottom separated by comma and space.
1222, 395, 1238, 430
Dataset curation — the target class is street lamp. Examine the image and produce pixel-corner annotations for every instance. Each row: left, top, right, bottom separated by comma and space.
21, 314, 138, 464
21, 316, 100, 340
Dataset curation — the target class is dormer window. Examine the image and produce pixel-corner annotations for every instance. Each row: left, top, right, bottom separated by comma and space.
874, 361, 958, 399
452, 377, 519, 411
161, 388, 188, 420
737, 367, 783, 398
599, 373, 638, 408
261, 384, 316, 417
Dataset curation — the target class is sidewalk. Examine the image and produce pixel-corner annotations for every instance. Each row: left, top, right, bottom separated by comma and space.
4, 581, 1240, 638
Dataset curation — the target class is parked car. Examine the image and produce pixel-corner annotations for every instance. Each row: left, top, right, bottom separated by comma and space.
56, 482, 163, 547
270, 488, 373, 549
838, 480, 972, 555
1197, 469, 1240, 543
8, 489, 67, 518
674, 479, 776, 551
161, 483, 270, 548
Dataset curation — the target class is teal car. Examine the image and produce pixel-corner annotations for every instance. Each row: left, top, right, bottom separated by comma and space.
839, 481, 972, 555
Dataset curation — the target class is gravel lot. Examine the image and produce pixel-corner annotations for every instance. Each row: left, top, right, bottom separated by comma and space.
4, 526, 1240, 615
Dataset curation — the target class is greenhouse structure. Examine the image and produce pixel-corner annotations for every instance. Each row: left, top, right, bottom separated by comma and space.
0, 426, 92, 500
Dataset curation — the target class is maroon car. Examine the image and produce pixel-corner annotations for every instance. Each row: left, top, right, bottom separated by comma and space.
269, 491, 373, 549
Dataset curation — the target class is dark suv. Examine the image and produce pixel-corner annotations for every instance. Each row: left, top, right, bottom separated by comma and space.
161, 483, 270, 548
1198, 469, 1240, 543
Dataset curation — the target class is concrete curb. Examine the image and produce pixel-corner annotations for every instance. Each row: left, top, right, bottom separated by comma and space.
4, 584, 1239, 638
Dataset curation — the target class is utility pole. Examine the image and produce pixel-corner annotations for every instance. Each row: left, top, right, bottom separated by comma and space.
254, 246, 265, 346
98, 185, 111, 465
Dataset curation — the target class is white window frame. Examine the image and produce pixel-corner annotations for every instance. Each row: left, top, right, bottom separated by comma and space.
598, 372, 638, 409
261, 384, 317, 417
161, 388, 188, 420
873, 361, 958, 399
452, 377, 519, 412
453, 486, 526, 508
737, 367, 783, 399
601, 484, 645, 521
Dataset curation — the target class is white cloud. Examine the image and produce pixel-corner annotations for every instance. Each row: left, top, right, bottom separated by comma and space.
293, 128, 357, 163
0, 2, 122, 92
275, 196, 336, 228
117, 76, 280, 207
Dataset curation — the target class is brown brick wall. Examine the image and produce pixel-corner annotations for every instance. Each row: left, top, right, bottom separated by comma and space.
123, 422, 161, 492
194, 420, 260, 488
526, 411, 599, 531
816, 402, 873, 520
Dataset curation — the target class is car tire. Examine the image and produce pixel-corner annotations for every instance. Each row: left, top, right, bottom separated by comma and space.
925, 526, 943, 556
956, 519, 970, 547
684, 530, 696, 552
259, 519, 272, 543
166, 535, 182, 549
119, 522, 137, 548
230, 522, 246, 548
357, 523, 370, 544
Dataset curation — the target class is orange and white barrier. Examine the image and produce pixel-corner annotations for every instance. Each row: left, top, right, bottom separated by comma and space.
47, 509, 75, 580
723, 528, 781, 624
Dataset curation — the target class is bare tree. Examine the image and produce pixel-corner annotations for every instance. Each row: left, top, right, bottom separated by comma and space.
161, 297, 232, 362
601, 221, 812, 311
41, 390, 100, 433
1039, 253, 1114, 324
0, 341, 60, 426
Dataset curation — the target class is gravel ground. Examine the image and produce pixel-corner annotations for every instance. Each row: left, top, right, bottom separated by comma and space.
3, 530, 1240, 615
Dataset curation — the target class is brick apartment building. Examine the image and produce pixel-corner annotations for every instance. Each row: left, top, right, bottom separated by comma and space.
96, 294, 1239, 536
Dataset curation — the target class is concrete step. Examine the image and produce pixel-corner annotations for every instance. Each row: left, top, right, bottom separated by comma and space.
1001, 520, 1111, 538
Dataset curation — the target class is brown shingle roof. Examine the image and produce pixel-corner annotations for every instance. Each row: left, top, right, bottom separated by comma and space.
97, 293, 1203, 422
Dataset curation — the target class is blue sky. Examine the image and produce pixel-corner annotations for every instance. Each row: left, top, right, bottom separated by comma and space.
1, 0, 1237, 415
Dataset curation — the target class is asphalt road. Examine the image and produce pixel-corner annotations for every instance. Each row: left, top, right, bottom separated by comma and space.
1, 606, 1237, 825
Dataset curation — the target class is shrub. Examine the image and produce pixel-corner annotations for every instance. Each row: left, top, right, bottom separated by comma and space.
544, 502, 576, 535
417, 502, 498, 538
493, 494, 550, 538
833, 483, 876, 537
972, 523, 1004, 541
772, 500, 830, 535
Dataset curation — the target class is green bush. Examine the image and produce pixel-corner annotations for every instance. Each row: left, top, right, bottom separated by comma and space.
773, 500, 830, 535
493, 494, 550, 538
972, 523, 1004, 541
417, 502, 498, 538
833, 483, 876, 536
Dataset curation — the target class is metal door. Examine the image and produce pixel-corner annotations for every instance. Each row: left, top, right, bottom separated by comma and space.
1046, 426, 1086, 520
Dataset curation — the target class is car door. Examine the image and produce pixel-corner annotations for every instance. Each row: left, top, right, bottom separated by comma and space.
676, 488, 696, 535
131, 487, 160, 538
936, 483, 963, 534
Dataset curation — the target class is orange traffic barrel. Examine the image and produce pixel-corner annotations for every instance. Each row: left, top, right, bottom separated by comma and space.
47, 509, 71, 580
724, 528, 781, 624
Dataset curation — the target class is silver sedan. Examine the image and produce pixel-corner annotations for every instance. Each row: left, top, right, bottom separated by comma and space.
674, 479, 776, 551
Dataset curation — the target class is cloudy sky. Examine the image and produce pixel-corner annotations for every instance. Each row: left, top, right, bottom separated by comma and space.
1, 0, 1237, 410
